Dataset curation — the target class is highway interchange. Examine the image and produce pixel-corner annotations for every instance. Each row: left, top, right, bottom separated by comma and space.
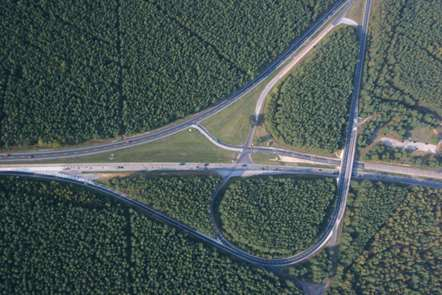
1, 0, 441, 267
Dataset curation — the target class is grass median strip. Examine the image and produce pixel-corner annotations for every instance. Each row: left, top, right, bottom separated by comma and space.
37, 128, 238, 164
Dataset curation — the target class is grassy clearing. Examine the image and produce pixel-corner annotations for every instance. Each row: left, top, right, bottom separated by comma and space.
202, 85, 261, 145
410, 126, 439, 145
346, 0, 365, 24
202, 58, 287, 146
251, 152, 283, 166
42, 128, 237, 164
251, 152, 334, 168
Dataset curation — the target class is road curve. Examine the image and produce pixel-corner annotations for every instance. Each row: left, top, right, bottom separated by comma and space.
267, 0, 374, 262
191, 124, 243, 153
192, 123, 341, 166
239, 8, 351, 164
0, 170, 338, 267
0, 0, 351, 163
2, 168, 440, 269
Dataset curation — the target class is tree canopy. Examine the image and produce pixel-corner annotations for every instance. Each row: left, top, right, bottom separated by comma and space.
102, 173, 221, 235
0, 0, 334, 149
358, 0, 441, 166
219, 175, 336, 258
267, 26, 359, 153
0, 175, 302, 294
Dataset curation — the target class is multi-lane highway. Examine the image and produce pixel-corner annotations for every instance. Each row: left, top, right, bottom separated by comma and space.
3, 168, 438, 269
2, 0, 440, 269
3, 161, 440, 183
333, 0, 372, 230
0, 0, 351, 163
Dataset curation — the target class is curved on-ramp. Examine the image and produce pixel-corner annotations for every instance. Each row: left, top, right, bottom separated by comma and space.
0, 0, 389, 269
208, 174, 337, 265
0, 170, 337, 267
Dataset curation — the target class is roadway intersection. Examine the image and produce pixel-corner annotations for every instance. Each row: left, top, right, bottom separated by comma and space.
1, 0, 440, 268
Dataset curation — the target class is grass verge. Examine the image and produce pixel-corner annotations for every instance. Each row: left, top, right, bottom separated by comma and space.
38, 128, 238, 164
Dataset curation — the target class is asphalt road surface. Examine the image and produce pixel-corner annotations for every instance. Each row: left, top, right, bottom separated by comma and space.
2, 0, 439, 269
0, 170, 339, 267
0, 0, 351, 163
334, 0, 372, 228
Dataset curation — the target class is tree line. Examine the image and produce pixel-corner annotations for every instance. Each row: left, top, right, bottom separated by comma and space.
331, 183, 441, 294
282, 180, 441, 293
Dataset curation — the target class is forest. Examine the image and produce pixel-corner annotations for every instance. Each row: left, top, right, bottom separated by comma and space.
0, 0, 335, 148
365, 143, 441, 168
219, 175, 336, 258
331, 182, 441, 294
267, 26, 359, 153
343, 187, 440, 293
102, 172, 221, 235
358, 0, 441, 165
281, 180, 441, 294
0, 175, 302, 294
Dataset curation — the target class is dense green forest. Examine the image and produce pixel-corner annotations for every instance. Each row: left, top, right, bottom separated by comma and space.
334, 181, 411, 269
340, 187, 440, 293
330, 182, 441, 294
280, 180, 441, 293
266, 26, 359, 153
102, 173, 221, 235
219, 176, 336, 258
0, 0, 335, 148
358, 0, 441, 165
0, 175, 302, 294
